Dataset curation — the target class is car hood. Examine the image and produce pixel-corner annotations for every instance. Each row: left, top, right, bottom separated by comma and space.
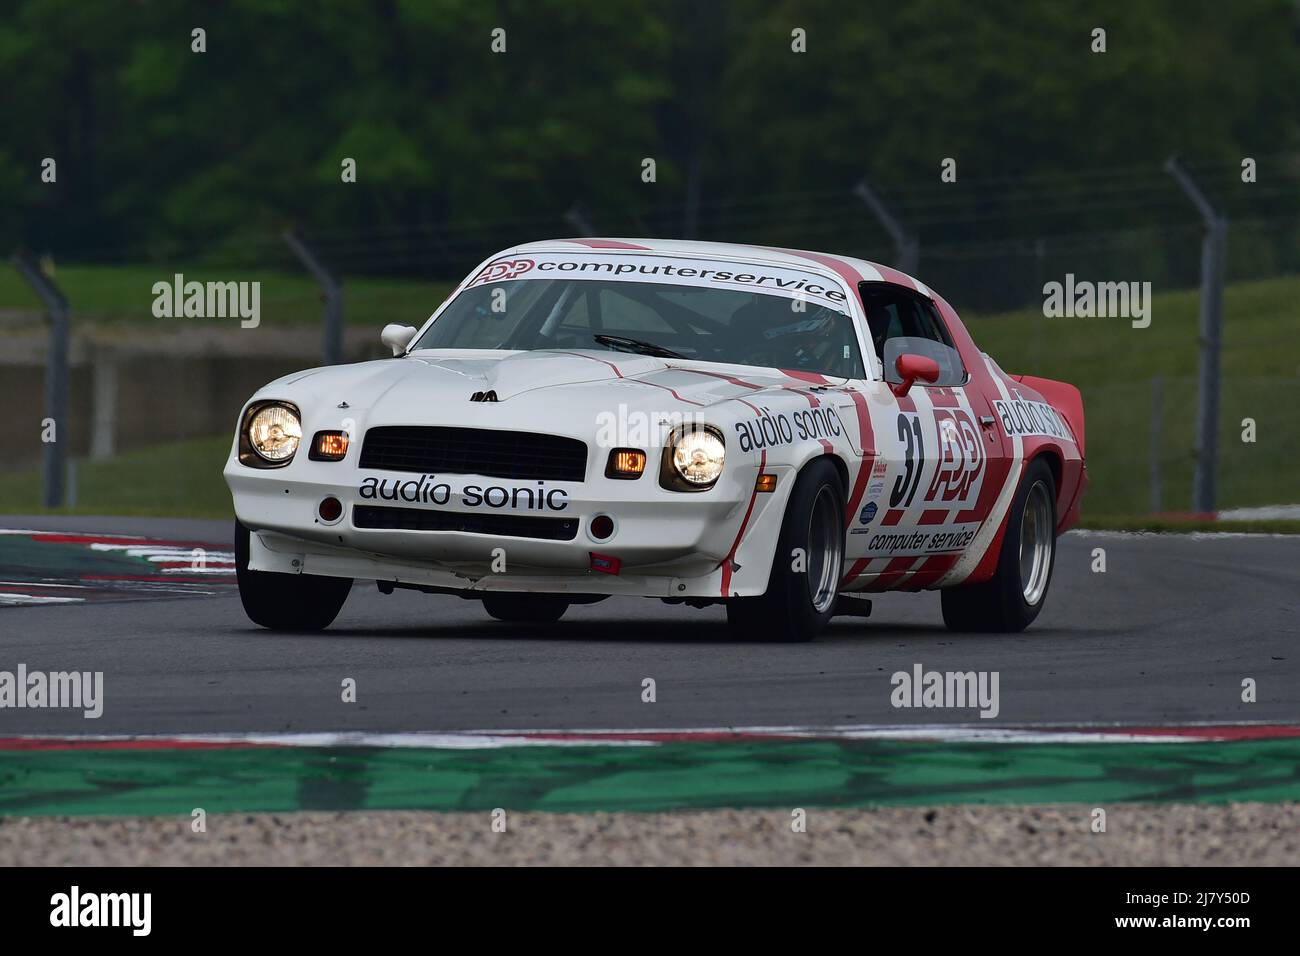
258, 349, 831, 420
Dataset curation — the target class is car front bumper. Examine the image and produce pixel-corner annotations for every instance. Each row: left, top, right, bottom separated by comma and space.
224, 449, 792, 598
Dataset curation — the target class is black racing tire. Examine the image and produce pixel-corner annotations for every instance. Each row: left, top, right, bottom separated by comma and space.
725, 458, 846, 643
941, 457, 1058, 633
235, 520, 352, 631
482, 593, 570, 623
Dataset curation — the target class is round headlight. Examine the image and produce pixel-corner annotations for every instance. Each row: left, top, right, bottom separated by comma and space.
247, 404, 302, 462
672, 428, 726, 485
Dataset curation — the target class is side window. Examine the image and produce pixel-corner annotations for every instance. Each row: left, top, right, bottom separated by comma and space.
859, 283, 966, 386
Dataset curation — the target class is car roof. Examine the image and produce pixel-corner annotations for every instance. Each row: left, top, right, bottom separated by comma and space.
501, 237, 933, 296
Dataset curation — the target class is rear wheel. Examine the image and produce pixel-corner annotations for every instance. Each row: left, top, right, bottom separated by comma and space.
234, 521, 352, 631
941, 457, 1057, 633
726, 458, 845, 643
482, 593, 569, 623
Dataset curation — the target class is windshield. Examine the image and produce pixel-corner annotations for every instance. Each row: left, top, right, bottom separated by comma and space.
411, 269, 867, 379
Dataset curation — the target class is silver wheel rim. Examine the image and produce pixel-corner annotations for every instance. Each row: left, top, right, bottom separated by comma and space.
1018, 481, 1053, 606
806, 485, 844, 613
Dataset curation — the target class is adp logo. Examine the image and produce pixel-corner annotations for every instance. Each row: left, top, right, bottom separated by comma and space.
926, 409, 984, 504
468, 258, 535, 287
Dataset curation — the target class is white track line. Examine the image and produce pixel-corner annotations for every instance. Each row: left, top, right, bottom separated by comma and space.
0, 581, 90, 589
5, 721, 1294, 749
1067, 529, 1297, 541
0, 594, 86, 606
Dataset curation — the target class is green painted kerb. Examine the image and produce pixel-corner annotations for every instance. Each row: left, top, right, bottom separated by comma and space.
2, 738, 1299, 817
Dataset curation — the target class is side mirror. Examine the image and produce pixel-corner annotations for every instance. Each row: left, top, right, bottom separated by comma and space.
381, 324, 418, 356
891, 353, 941, 397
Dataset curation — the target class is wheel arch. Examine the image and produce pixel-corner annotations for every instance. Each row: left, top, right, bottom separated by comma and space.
779, 443, 852, 497
720, 445, 850, 599
1023, 444, 1083, 533
805, 449, 851, 494
1030, 446, 1063, 497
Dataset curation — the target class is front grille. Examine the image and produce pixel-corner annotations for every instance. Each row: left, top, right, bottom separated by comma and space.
360, 426, 587, 482
353, 505, 579, 541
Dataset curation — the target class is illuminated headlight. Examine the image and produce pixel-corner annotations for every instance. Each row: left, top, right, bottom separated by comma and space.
668, 426, 725, 488
244, 403, 302, 464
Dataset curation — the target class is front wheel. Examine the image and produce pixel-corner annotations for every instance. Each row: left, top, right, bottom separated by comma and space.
941, 457, 1057, 633
726, 458, 846, 642
235, 521, 352, 631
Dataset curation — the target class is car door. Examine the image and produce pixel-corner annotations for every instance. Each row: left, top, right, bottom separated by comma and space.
839, 283, 1007, 590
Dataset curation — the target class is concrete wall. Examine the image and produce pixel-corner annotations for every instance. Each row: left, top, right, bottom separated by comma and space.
1, 324, 388, 472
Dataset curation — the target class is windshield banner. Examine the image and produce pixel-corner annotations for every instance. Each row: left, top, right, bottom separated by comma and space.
461, 253, 850, 310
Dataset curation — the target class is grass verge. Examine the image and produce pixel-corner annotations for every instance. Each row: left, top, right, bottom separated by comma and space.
0, 263, 453, 327
0, 436, 233, 519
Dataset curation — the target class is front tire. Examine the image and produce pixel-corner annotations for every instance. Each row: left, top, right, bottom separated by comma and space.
726, 458, 846, 643
941, 457, 1057, 633
482, 593, 569, 623
235, 520, 352, 631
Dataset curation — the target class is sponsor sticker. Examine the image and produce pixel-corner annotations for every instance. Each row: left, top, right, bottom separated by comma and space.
734, 405, 844, 453
993, 397, 1076, 443
887, 408, 986, 514
925, 409, 985, 504
863, 521, 981, 557
359, 474, 570, 512
461, 253, 849, 309
468, 258, 536, 286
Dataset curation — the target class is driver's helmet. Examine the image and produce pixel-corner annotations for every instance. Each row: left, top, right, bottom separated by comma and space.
735, 296, 840, 370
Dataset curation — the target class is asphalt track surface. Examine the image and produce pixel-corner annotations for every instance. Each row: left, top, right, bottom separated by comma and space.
1, 515, 1297, 735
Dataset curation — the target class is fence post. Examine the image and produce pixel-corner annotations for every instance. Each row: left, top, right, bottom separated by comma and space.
90, 347, 118, 459
66, 458, 78, 510
1149, 376, 1163, 514
283, 230, 344, 365
11, 253, 70, 507
852, 176, 919, 273
1165, 156, 1226, 514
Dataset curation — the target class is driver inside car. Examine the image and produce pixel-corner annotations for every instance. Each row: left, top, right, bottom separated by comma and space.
733, 297, 857, 377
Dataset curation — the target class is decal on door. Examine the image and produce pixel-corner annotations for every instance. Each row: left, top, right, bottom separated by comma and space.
884, 407, 985, 512
889, 413, 925, 508
848, 395, 992, 583
851, 403, 989, 546
925, 409, 985, 504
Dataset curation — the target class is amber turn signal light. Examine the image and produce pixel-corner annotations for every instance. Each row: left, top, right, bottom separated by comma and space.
310, 430, 350, 461
755, 473, 778, 493
605, 448, 647, 479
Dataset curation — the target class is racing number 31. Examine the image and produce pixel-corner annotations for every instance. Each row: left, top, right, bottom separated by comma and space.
890, 413, 924, 508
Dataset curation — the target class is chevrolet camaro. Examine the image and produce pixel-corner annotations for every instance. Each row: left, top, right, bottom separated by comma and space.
225, 238, 1086, 641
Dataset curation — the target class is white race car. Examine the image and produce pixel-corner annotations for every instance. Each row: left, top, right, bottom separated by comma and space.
225, 239, 1086, 641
